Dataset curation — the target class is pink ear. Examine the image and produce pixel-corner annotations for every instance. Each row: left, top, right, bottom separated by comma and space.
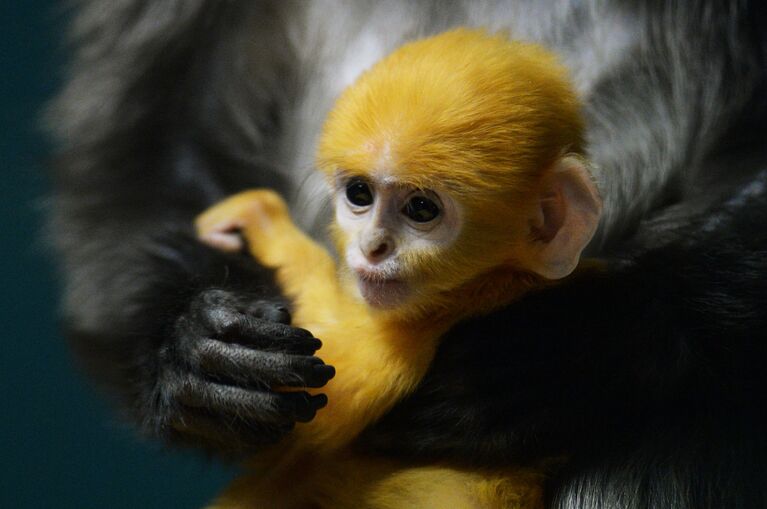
528, 156, 602, 279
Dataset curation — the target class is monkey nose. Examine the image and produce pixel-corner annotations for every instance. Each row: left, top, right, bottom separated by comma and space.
362, 238, 394, 263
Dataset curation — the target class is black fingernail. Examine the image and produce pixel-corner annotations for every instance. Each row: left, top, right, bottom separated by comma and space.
313, 364, 335, 380
311, 394, 328, 409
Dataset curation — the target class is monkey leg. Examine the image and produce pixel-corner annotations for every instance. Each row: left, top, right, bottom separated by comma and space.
208, 450, 545, 509
308, 453, 545, 509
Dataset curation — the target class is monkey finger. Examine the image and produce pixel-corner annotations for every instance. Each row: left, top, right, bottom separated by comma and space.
222, 318, 322, 355
193, 338, 335, 388
198, 230, 245, 253
197, 304, 321, 355
176, 376, 327, 424
195, 209, 245, 248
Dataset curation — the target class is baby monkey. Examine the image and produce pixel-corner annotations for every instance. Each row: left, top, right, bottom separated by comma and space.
198, 28, 601, 509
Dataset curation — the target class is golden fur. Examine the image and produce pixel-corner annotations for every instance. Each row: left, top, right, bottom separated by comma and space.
317, 28, 583, 196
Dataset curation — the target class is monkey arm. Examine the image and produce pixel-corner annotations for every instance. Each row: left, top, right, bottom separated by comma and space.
195, 189, 341, 308
48, 2, 340, 457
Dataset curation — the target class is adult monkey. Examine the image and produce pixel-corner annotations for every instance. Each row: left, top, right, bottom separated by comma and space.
49, 1, 767, 508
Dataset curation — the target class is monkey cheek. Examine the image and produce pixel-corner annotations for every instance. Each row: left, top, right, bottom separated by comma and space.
357, 278, 410, 309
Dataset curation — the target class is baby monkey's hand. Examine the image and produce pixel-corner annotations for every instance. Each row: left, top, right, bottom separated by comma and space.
196, 189, 293, 265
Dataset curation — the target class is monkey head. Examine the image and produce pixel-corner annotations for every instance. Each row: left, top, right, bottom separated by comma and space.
317, 29, 601, 314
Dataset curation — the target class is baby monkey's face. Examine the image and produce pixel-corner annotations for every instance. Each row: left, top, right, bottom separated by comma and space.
331, 172, 464, 310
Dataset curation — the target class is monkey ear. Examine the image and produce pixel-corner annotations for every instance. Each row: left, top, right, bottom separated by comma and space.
525, 155, 602, 279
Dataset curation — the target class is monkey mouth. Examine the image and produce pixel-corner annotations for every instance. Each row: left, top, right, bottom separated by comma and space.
355, 271, 409, 308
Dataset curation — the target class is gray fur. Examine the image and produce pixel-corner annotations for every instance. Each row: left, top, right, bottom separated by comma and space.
50, 1, 762, 243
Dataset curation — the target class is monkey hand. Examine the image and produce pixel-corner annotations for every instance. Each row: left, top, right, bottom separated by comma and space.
195, 189, 297, 268
154, 288, 334, 456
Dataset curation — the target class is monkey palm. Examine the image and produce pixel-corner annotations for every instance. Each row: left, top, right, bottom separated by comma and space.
197, 29, 600, 508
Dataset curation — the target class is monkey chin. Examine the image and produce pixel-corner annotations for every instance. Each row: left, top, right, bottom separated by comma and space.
356, 276, 411, 310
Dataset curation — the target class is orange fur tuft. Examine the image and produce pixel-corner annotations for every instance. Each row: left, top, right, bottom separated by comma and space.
317, 28, 583, 199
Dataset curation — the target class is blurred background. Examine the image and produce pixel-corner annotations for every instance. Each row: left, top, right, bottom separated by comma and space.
1, 2, 237, 507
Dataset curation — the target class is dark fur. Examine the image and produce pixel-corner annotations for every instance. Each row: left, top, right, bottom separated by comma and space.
48, 0, 329, 455
48, 0, 767, 506
364, 170, 767, 508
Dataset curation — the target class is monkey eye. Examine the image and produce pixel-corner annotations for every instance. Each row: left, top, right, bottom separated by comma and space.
403, 195, 440, 223
345, 179, 374, 207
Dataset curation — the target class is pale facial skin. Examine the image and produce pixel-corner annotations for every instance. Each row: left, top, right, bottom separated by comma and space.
197, 156, 601, 312
333, 172, 463, 309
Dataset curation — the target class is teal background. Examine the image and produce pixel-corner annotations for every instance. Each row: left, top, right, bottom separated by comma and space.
1, 3, 237, 507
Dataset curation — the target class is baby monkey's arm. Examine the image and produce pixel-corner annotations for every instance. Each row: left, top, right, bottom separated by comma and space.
195, 190, 340, 317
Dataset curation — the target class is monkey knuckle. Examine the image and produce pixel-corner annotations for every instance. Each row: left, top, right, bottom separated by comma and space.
205, 308, 240, 335
239, 314, 266, 335
200, 287, 228, 303
244, 299, 274, 317
216, 317, 238, 336
192, 289, 217, 311
246, 300, 293, 325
